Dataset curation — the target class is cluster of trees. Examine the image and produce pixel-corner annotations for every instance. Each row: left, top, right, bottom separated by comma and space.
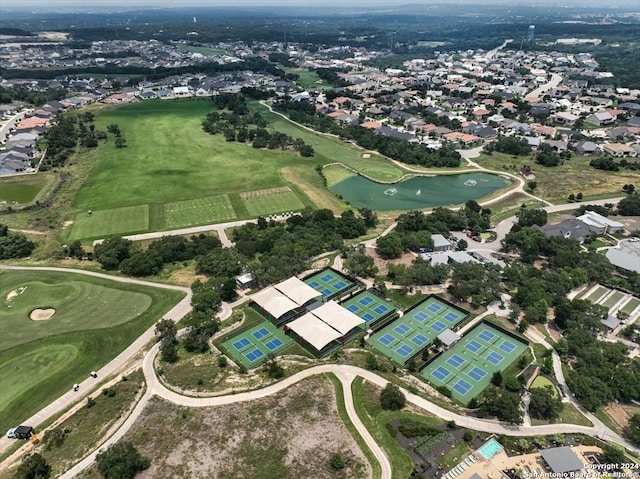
231, 208, 376, 286
202, 93, 314, 156
273, 98, 461, 168
380, 382, 406, 411
618, 195, 640, 216
41, 115, 77, 169
534, 144, 570, 167
528, 385, 564, 421
0, 84, 67, 106
95, 441, 150, 479
448, 262, 502, 307
0, 224, 35, 259
589, 156, 620, 172
387, 258, 449, 289
475, 385, 522, 424
106, 122, 127, 148
485, 135, 531, 156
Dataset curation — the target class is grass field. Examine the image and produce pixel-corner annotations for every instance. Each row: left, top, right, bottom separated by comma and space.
164, 194, 236, 228
241, 187, 305, 216
173, 43, 228, 55
0, 269, 184, 434
0, 174, 52, 204
530, 375, 558, 398
475, 151, 640, 202
621, 297, 640, 315
282, 67, 332, 90
67, 204, 150, 241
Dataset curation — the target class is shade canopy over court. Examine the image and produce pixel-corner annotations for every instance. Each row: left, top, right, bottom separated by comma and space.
287, 313, 343, 351
311, 300, 365, 335
274, 276, 321, 306
250, 287, 299, 319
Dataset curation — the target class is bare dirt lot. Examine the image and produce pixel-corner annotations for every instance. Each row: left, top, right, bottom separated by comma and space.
101, 376, 371, 479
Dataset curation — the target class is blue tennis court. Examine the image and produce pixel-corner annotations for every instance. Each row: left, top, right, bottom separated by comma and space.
394, 324, 410, 335
321, 288, 332, 297
431, 320, 447, 332
253, 328, 269, 339
223, 321, 294, 369
233, 337, 251, 350
359, 296, 374, 306
478, 329, 495, 342
333, 281, 346, 289
432, 366, 451, 381
374, 304, 389, 314
427, 303, 442, 313
245, 349, 264, 362
453, 379, 473, 395
265, 338, 283, 350
397, 344, 414, 357
379, 333, 395, 346
413, 311, 428, 322
320, 274, 334, 282
346, 304, 359, 313
411, 333, 428, 346
308, 281, 320, 288
447, 354, 465, 368
304, 269, 355, 299
499, 340, 516, 353
468, 366, 487, 381
444, 312, 460, 322
466, 340, 482, 353
362, 313, 375, 322
487, 351, 504, 365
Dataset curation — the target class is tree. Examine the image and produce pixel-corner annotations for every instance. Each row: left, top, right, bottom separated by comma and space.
491, 371, 503, 386
160, 337, 178, 363
529, 385, 563, 421
119, 251, 163, 276
114, 136, 127, 148
599, 445, 626, 468
376, 232, 403, 259
16, 453, 51, 479
628, 414, 640, 445
330, 453, 345, 470
380, 383, 406, 411
463, 431, 474, 442
96, 441, 150, 479
619, 195, 640, 216
516, 209, 547, 227
94, 236, 132, 270
0, 233, 36, 259
299, 144, 315, 157
155, 319, 177, 342
457, 239, 468, 250
504, 375, 521, 392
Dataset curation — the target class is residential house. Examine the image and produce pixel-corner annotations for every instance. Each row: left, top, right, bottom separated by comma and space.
536, 219, 593, 243
576, 210, 624, 234
585, 111, 615, 126
551, 111, 579, 125
602, 143, 638, 158
573, 141, 600, 156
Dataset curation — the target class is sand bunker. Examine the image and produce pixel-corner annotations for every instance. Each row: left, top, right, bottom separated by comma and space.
6, 286, 27, 301
30, 308, 55, 321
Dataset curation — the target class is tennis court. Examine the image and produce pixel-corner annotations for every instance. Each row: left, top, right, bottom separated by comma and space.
303, 269, 355, 299
421, 323, 528, 404
367, 295, 468, 365
340, 291, 397, 325
222, 321, 293, 369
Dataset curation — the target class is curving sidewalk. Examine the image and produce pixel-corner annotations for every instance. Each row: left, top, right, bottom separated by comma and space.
60, 338, 639, 478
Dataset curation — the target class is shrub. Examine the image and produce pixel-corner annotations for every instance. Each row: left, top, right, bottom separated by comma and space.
380, 383, 406, 411
463, 431, 474, 442
96, 441, 150, 479
217, 355, 228, 368
102, 388, 116, 398
329, 453, 345, 470
397, 419, 440, 438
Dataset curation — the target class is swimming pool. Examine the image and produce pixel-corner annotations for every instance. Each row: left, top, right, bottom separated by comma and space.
477, 438, 503, 460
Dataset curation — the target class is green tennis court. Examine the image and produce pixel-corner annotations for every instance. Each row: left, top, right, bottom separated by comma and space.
303, 269, 355, 300
368, 296, 468, 365
340, 290, 397, 325
422, 323, 527, 405
222, 321, 293, 369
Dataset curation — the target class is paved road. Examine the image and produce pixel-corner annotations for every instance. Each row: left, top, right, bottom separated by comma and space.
525, 73, 563, 101
61, 339, 639, 478
0, 264, 192, 454
0, 110, 28, 143
95, 213, 296, 247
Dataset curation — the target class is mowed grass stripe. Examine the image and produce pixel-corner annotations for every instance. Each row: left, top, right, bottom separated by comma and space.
243, 189, 305, 217
67, 205, 149, 241
163, 194, 236, 229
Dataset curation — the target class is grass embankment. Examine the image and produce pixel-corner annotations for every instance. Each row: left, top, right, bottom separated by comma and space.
0, 269, 184, 434
0, 370, 145, 479
475, 151, 638, 203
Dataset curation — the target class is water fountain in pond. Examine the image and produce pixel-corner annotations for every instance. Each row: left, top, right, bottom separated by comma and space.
464, 179, 477, 187
416, 189, 421, 195
384, 187, 398, 196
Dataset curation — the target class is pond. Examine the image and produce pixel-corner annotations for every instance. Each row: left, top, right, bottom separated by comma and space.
330, 172, 510, 211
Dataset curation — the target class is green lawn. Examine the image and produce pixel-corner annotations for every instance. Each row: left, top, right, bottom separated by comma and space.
241, 187, 305, 216
530, 375, 558, 398
173, 43, 228, 55
164, 194, 236, 228
0, 173, 52, 204
67, 204, 150, 241
283, 67, 332, 90
0, 269, 184, 434
250, 101, 407, 182
621, 297, 640, 315
323, 164, 357, 187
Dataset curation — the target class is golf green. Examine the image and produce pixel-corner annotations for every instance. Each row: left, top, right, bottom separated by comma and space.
0, 269, 185, 433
